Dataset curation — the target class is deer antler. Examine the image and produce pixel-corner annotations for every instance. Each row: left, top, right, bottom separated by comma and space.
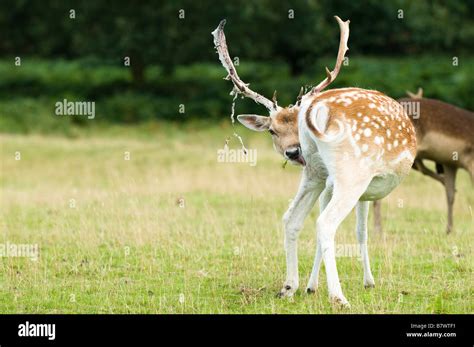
303, 16, 350, 98
212, 20, 279, 113
295, 86, 305, 106
406, 88, 423, 99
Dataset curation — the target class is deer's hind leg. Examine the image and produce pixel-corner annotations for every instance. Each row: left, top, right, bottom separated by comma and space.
372, 200, 383, 233
356, 201, 375, 288
444, 165, 458, 234
315, 173, 373, 306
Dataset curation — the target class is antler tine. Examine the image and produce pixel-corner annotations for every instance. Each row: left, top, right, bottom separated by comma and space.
212, 20, 279, 113
295, 86, 304, 106
307, 16, 350, 97
272, 90, 278, 108
406, 87, 423, 99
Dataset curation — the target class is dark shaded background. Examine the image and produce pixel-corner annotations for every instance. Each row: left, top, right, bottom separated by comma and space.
0, 0, 473, 133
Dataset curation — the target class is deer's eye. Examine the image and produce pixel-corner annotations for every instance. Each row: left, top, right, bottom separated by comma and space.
269, 129, 277, 136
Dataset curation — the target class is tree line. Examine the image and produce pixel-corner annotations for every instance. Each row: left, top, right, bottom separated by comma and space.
1, 0, 473, 84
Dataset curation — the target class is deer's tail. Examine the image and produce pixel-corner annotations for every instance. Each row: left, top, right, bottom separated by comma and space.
305, 103, 345, 143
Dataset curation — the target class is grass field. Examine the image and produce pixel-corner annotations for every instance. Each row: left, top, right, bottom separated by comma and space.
1, 123, 473, 314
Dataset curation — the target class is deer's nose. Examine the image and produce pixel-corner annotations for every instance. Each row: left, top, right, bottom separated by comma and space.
285, 147, 301, 160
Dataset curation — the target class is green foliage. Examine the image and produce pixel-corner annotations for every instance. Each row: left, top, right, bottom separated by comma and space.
1, 0, 473, 81
0, 97, 72, 134
0, 56, 472, 134
0, 1, 472, 132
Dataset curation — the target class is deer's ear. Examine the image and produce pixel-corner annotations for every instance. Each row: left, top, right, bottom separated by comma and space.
237, 115, 271, 132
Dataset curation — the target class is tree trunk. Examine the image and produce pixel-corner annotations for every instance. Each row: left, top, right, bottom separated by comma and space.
131, 56, 145, 85
289, 60, 303, 76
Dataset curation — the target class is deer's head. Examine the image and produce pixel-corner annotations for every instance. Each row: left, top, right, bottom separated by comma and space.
237, 107, 304, 165
212, 17, 349, 167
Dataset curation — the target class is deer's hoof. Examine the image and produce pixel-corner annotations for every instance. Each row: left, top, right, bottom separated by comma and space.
330, 295, 350, 309
364, 279, 375, 289
277, 284, 297, 298
364, 276, 375, 289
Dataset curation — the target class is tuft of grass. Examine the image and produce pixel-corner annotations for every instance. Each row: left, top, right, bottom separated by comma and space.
0, 125, 473, 313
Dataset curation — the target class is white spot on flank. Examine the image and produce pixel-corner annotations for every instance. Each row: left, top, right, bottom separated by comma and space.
361, 144, 369, 152
387, 129, 391, 137
357, 112, 362, 117
355, 133, 361, 141
402, 138, 407, 145
394, 140, 399, 147
369, 103, 376, 109
363, 128, 372, 137
363, 116, 370, 122
374, 136, 382, 145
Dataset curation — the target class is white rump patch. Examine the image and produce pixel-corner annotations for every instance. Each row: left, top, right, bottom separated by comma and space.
310, 103, 330, 134
307, 102, 346, 143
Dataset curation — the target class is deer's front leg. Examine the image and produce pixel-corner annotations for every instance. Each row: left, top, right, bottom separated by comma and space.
277, 175, 322, 298
306, 184, 332, 293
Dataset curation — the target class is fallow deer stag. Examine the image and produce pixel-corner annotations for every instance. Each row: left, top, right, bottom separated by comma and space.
212, 17, 417, 306
373, 89, 474, 234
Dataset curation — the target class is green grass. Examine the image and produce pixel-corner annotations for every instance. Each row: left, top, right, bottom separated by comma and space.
0, 124, 473, 313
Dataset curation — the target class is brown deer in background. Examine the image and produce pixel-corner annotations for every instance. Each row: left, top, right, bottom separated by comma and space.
373, 89, 474, 234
